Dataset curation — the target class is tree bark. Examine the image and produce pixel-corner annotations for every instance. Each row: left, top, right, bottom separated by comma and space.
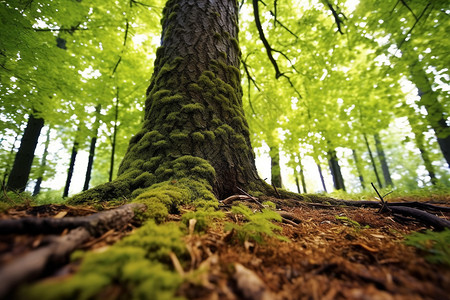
33, 127, 51, 196
373, 133, 393, 187
409, 61, 450, 168
6, 113, 44, 192
407, 116, 437, 185
269, 146, 282, 188
298, 159, 307, 193
363, 133, 383, 188
112, 0, 265, 199
110, 89, 119, 182
316, 161, 327, 193
327, 149, 345, 191
63, 128, 80, 198
83, 104, 101, 191
352, 149, 365, 190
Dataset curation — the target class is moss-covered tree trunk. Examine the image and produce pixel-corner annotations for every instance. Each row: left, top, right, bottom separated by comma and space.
6, 113, 44, 192
73, 0, 266, 203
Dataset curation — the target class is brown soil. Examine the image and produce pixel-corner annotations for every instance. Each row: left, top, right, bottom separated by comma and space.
1, 196, 449, 300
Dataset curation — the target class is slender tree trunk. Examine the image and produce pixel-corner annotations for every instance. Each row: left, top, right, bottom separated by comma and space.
327, 149, 345, 191
2, 132, 20, 188
407, 116, 437, 185
63, 129, 80, 198
352, 149, 365, 190
373, 133, 393, 187
409, 61, 450, 168
298, 159, 307, 193
33, 127, 51, 196
294, 172, 301, 194
269, 146, 282, 188
363, 133, 382, 188
112, 0, 264, 199
316, 161, 327, 193
83, 105, 101, 191
109, 89, 119, 182
6, 113, 44, 192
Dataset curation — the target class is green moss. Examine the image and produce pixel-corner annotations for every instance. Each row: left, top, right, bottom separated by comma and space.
203, 131, 215, 141
213, 32, 221, 39
230, 38, 239, 51
188, 83, 203, 93
219, 51, 227, 59
153, 140, 169, 149
132, 172, 156, 188
181, 103, 205, 113
20, 221, 186, 299
167, 12, 177, 21
191, 132, 205, 142
170, 131, 189, 141
182, 208, 225, 233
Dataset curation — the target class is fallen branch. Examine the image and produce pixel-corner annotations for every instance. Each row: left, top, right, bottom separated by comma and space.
0, 203, 146, 235
0, 203, 146, 298
0, 227, 91, 298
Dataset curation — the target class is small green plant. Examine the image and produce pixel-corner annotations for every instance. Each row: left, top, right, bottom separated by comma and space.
181, 208, 224, 233
225, 204, 288, 244
404, 229, 450, 266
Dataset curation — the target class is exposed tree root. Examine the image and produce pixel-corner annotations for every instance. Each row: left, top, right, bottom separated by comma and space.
0, 203, 146, 235
0, 203, 146, 298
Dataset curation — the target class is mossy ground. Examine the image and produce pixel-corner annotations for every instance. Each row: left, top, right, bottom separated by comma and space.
3, 193, 449, 300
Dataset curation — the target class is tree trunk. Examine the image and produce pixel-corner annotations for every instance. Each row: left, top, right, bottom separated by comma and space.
63, 129, 80, 198
316, 161, 327, 193
83, 105, 101, 191
110, 89, 119, 182
294, 172, 301, 194
363, 133, 382, 188
373, 133, 393, 187
409, 61, 450, 168
6, 113, 44, 192
33, 127, 51, 196
74, 0, 266, 202
269, 146, 282, 188
327, 150, 345, 191
298, 159, 307, 193
407, 116, 437, 185
2, 132, 20, 188
352, 149, 365, 190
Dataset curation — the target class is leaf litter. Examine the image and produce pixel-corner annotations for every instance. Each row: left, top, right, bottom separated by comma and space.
0, 196, 449, 299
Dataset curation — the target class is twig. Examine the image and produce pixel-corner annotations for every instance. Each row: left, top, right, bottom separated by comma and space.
371, 182, 391, 213
236, 187, 265, 208
271, 183, 281, 199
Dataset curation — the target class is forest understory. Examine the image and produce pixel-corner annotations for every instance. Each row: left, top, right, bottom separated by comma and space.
0, 192, 449, 300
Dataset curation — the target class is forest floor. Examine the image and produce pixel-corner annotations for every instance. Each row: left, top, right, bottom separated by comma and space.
0, 193, 449, 300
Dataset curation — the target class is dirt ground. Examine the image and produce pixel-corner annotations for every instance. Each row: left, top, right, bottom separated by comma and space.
1, 195, 449, 300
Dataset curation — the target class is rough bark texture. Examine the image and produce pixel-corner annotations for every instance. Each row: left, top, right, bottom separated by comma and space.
373, 133, 393, 187
410, 61, 450, 168
7, 113, 44, 192
114, 0, 265, 199
327, 150, 345, 191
